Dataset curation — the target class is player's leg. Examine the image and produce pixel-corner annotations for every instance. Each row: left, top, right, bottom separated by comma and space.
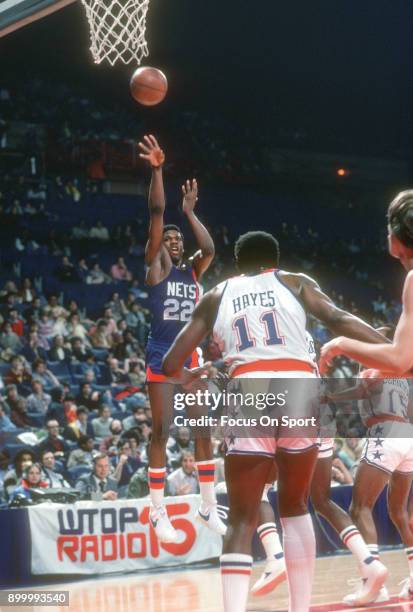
343, 459, 389, 605
251, 462, 287, 596
220, 454, 273, 612
311, 455, 376, 578
147, 381, 177, 542
276, 445, 318, 612
387, 470, 413, 600
186, 400, 226, 535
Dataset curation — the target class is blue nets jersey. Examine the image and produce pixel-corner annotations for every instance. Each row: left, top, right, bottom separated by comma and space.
148, 265, 201, 344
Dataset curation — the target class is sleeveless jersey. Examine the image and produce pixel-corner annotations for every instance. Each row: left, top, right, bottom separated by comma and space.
358, 369, 410, 425
213, 269, 313, 373
148, 265, 201, 344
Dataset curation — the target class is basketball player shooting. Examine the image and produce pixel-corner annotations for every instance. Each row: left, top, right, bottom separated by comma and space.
162, 230, 388, 612
138, 134, 226, 543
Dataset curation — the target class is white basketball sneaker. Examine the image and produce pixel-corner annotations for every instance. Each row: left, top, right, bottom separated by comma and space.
342, 561, 389, 606
398, 576, 413, 600
149, 505, 179, 543
250, 556, 287, 597
196, 503, 227, 536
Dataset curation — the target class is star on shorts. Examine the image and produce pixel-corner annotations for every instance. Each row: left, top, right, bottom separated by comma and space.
372, 450, 383, 461
373, 438, 384, 447
372, 425, 384, 437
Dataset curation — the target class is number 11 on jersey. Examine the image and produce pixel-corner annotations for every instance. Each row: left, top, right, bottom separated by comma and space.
233, 310, 285, 352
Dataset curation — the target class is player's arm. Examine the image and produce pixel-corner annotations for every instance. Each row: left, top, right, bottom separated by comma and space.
182, 179, 215, 280
295, 273, 389, 344
138, 135, 167, 270
162, 287, 222, 379
327, 378, 383, 403
320, 274, 413, 374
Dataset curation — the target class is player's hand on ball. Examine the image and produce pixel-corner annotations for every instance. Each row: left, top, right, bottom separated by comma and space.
182, 179, 198, 214
319, 337, 345, 375
138, 134, 165, 168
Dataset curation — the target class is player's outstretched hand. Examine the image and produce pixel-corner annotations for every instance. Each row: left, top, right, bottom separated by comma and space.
319, 337, 345, 375
138, 134, 165, 168
182, 179, 198, 214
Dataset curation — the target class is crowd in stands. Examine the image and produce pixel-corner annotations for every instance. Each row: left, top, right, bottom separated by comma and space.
0, 76, 407, 506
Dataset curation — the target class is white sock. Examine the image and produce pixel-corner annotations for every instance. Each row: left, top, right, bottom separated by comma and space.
196, 460, 216, 507
405, 547, 413, 576
257, 522, 284, 561
148, 467, 166, 508
220, 553, 252, 612
281, 514, 315, 612
367, 543, 380, 561
340, 525, 376, 576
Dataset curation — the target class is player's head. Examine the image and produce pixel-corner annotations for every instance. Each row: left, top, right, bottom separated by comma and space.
234, 231, 280, 273
163, 224, 184, 263
387, 190, 413, 269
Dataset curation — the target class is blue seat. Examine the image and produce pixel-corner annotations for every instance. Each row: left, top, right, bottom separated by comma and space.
91, 348, 109, 361
26, 412, 45, 428
66, 465, 91, 486
47, 361, 72, 384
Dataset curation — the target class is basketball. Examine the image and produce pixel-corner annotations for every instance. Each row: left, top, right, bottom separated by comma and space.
129, 66, 168, 106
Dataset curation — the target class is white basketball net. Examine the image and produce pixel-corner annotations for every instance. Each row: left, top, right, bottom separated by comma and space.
81, 0, 150, 66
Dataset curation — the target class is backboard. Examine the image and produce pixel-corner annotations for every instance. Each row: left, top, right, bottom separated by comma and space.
0, 0, 76, 38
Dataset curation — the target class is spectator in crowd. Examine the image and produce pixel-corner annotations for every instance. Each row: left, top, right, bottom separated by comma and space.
122, 403, 148, 432
67, 434, 95, 468
26, 380, 51, 415
48, 334, 71, 363
64, 406, 94, 440
4, 357, 31, 387
56, 256, 78, 282
89, 320, 112, 349
75, 453, 118, 501
70, 337, 91, 363
86, 263, 111, 285
10, 397, 30, 428
112, 439, 142, 496
128, 462, 150, 499
0, 401, 16, 431
110, 257, 132, 282
106, 293, 127, 322
77, 258, 89, 282
0, 449, 11, 502
125, 302, 148, 344
91, 404, 113, 441
37, 309, 55, 349
24, 297, 43, 324
3, 448, 35, 501
18, 278, 36, 304
39, 450, 70, 488
71, 220, 89, 241
90, 220, 110, 241
0, 321, 23, 355
125, 359, 146, 387
129, 280, 148, 300
99, 419, 123, 455
31, 358, 60, 389
102, 307, 118, 337
9, 463, 49, 503
167, 451, 199, 496
67, 315, 90, 346
37, 419, 69, 459
76, 381, 101, 412
45, 386, 66, 425
21, 329, 47, 362
167, 427, 195, 468
8, 307, 24, 337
